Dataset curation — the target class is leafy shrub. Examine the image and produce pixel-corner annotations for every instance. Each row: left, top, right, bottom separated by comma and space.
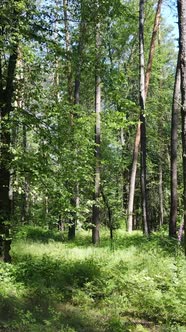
14, 225, 65, 243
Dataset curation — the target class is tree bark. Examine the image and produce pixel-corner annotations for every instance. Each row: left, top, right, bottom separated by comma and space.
169, 53, 181, 237
21, 125, 30, 223
101, 189, 113, 240
63, 0, 76, 239
63, 0, 73, 104
65, 2, 85, 240
139, 0, 149, 235
145, 0, 163, 96
177, 0, 186, 254
127, 0, 163, 232
127, 121, 141, 231
159, 163, 164, 227
0, 48, 18, 261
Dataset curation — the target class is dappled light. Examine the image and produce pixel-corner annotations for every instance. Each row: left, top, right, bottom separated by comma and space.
0, 0, 186, 331
0, 227, 186, 331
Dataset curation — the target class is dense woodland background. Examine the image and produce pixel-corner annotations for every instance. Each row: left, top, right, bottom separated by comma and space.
0, 0, 182, 252
1, 0, 186, 331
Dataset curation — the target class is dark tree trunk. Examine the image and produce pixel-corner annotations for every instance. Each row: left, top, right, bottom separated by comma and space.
169, 53, 181, 237
0, 49, 18, 262
177, 0, 186, 254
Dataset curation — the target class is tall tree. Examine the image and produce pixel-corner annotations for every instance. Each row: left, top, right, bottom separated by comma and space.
177, 0, 186, 253
92, 17, 101, 245
127, 0, 163, 233
169, 52, 180, 237
139, 0, 149, 235
0, 2, 19, 261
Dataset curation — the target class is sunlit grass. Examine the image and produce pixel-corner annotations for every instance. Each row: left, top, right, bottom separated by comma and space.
1, 226, 186, 331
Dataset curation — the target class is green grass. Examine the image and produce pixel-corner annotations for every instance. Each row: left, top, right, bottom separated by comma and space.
0, 226, 186, 331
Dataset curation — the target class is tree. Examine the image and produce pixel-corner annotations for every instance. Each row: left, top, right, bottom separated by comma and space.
0, 0, 38, 261
0, 1, 20, 261
139, 0, 149, 235
127, 0, 163, 233
92, 16, 101, 245
177, 0, 186, 253
169, 52, 180, 237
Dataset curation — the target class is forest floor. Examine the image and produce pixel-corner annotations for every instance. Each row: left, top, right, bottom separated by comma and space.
0, 226, 186, 332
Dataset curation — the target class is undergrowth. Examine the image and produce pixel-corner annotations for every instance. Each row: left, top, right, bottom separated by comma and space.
0, 226, 186, 331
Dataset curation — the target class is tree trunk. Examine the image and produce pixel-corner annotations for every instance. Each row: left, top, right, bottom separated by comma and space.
68, 196, 76, 240
63, 0, 76, 239
177, 0, 186, 254
0, 48, 18, 261
159, 163, 164, 227
63, 0, 73, 104
21, 123, 30, 223
145, 0, 163, 96
127, 121, 141, 232
169, 53, 181, 237
92, 21, 101, 245
139, 0, 149, 235
101, 189, 113, 240
127, 0, 163, 232
65, 4, 85, 240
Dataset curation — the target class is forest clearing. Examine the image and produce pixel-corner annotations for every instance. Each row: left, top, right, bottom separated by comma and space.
0, 226, 186, 332
1, 0, 186, 330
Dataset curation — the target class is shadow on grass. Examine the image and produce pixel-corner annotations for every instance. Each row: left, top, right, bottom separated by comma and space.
0, 255, 106, 331
0, 294, 131, 332
14, 225, 65, 243
0, 292, 107, 332
15, 255, 102, 297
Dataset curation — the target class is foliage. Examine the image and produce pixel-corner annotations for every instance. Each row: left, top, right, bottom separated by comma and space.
0, 0, 176, 235
0, 1, 184, 330
0, 228, 186, 331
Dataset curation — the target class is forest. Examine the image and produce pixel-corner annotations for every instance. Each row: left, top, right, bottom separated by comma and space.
0, 0, 186, 331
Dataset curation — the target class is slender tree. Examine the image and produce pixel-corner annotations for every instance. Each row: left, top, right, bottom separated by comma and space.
169, 53, 181, 237
127, 0, 163, 232
159, 162, 164, 226
63, 0, 77, 240
92, 19, 101, 245
63, 0, 73, 104
139, 0, 149, 235
177, 0, 186, 253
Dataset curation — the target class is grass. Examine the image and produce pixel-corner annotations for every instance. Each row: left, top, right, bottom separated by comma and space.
0, 226, 186, 331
